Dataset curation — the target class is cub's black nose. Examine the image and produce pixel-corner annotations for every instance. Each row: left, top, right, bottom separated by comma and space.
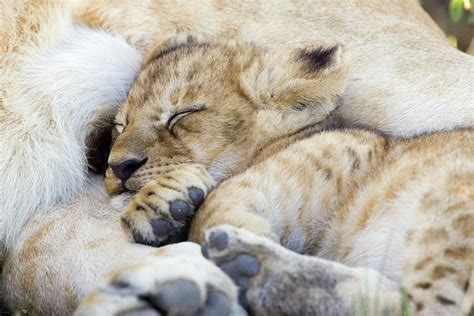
109, 158, 147, 182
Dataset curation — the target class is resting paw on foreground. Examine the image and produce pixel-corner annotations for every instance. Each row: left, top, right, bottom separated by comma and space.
75, 242, 244, 316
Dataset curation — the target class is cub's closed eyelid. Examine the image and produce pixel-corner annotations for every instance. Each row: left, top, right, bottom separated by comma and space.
167, 104, 206, 131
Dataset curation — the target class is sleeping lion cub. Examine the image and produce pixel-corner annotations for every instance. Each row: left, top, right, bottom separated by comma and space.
104, 34, 473, 315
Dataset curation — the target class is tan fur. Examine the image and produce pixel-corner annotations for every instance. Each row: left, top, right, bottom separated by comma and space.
187, 128, 474, 315
107, 37, 348, 244
2, 0, 474, 314
106, 38, 474, 314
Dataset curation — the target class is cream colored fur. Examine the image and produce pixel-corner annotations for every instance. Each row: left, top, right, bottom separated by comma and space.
1, 0, 473, 314
0, 19, 142, 250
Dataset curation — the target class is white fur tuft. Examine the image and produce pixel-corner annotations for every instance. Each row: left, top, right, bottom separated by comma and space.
0, 25, 142, 252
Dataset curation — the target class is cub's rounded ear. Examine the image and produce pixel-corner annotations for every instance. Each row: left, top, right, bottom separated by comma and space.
296, 44, 346, 75
143, 32, 204, 65
240, 43, 348, 112
85, 110, 116, 174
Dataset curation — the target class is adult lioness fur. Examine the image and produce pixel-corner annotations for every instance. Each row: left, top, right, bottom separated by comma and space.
1, 0, 473, 314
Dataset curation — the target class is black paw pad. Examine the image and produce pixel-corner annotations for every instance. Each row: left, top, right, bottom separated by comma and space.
169, 199, 191, 221
218, 254, 260, 290
208, 231, 229, 251
201, 243, 210, 259
151, 219, 174, 237
188, 186, 205, 207
154, 222, 189, 247
151, 218, 189, 247
198, 286, 232, 316
141, 280, 201, 314
131, 228, 154, 246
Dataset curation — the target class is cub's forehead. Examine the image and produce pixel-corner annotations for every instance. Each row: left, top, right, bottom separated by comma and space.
114, 41, 252, 125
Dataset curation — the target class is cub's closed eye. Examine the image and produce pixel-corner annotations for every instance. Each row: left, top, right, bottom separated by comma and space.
167, 104, 206, 132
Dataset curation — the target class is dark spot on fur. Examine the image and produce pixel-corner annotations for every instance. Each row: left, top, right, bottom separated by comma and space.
415, 282, 432, 290
148, 41, 211, 66
150, 43, 189, 64
293, 102, 308, 111
111, 279, 131, 289
299, 46, 338, 72
432, 266, 456, 279
416, 302, 424, 312
436, 295, 456, 305
351, 158, 360, 172
121, 217, 132, 230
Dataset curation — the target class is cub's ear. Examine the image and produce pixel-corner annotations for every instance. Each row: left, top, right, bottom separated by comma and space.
240, 44, 349, 114
143, 32, 204, 65
85, 110, 115, 174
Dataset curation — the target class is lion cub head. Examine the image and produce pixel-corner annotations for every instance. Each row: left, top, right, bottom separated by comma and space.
106, 33, 349, 196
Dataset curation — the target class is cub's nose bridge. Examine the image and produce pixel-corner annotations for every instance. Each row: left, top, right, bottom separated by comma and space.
109, 157, 148, 182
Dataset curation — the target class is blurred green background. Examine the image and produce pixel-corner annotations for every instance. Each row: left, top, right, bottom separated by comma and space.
422, 0, 474, 54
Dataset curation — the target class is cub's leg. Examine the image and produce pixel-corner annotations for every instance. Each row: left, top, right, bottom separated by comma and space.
402, 172, 474, 315
203, 225, 400, 315
190, 130, 387, 251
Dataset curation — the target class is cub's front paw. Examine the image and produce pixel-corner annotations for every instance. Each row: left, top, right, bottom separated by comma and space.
122, 164, 215, 247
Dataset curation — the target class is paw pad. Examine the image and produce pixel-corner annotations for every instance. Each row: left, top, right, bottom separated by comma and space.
141, 279, 201, 314
199, 286, 232, 316
169, 199, 191, 220
188, 186, 205, 207
218, 254, 260, 287
151, 218, 174, 237
208, 230, 229, 251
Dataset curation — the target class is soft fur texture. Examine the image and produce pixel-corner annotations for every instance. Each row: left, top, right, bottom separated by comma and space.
106, 35, 349, 246
1, 0, 473, 314
0, 19, 142, 251
104, 37, 474, 315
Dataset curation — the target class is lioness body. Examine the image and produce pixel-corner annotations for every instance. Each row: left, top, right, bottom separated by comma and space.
1, 0, 473, 314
